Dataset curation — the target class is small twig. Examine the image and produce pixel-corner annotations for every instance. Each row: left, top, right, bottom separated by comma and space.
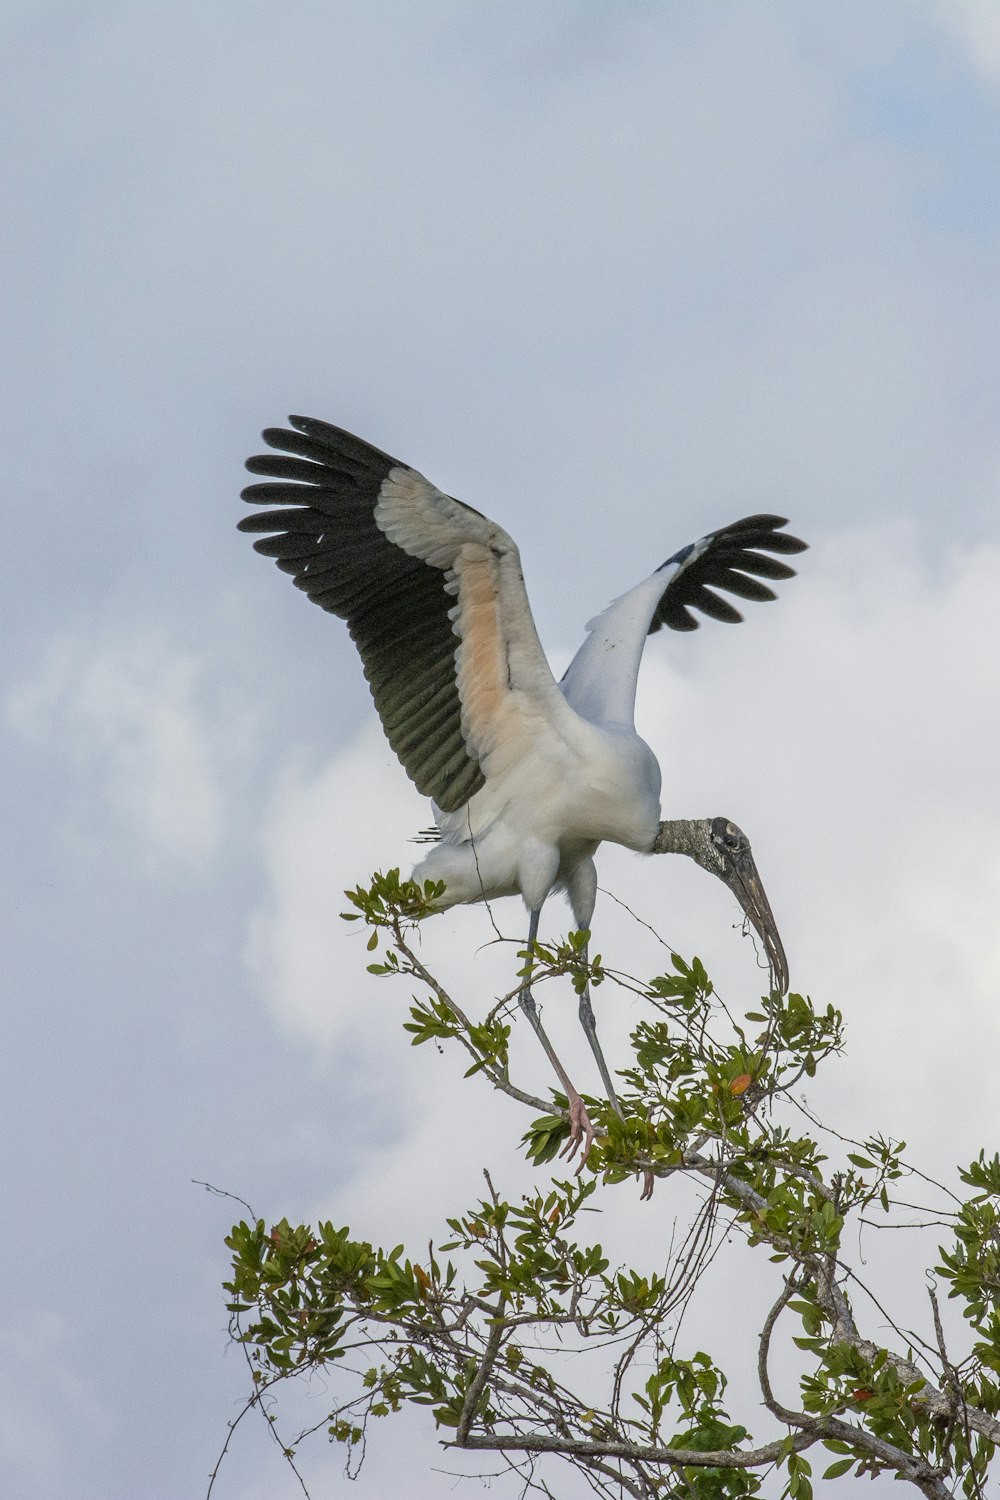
193, 1179, 257, 1219
596, 886, 678, 955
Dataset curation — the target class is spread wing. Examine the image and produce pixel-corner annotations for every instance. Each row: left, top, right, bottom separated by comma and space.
561, 513, 807, 727
650, 514, 807, 633
239, 417, 562, 813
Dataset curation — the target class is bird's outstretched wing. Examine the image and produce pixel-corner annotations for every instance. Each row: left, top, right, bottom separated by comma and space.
239, 417, 561, 813
650, 515, 807, 633
560, 514, 807, 727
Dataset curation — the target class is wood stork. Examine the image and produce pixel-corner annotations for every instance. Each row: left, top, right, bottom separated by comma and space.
239, 417, 806, 1161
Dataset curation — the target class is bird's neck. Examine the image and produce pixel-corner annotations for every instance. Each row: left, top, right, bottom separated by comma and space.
652, 818, 707, 859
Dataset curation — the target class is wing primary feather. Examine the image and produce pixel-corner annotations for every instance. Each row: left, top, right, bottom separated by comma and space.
711, 569, 778, 603
239, 417, 485, 809
650, 514, 807, 634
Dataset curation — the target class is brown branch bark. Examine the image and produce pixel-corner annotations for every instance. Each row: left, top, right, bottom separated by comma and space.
453, 1429, 817, 1469
456, 1311, 505, 1444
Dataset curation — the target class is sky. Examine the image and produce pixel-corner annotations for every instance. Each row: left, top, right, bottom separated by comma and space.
3, 2, 1000, 1497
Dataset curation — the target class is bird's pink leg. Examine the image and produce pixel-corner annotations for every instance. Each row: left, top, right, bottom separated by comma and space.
518, 981, 597, 1167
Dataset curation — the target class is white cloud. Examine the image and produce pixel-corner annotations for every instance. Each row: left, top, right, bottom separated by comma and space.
933, 0, 1000, 82
245, 720, 428, 1047
6, 624, 249, 865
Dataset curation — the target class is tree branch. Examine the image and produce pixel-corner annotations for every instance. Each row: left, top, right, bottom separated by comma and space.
457, 1309, 506, 1444
454, 1429, 818, 1469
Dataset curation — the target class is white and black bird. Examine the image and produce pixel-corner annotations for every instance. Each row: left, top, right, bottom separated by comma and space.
240, 417, 806, 1160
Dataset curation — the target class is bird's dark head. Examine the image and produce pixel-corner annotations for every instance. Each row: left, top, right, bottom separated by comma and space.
654, 816, 789, 995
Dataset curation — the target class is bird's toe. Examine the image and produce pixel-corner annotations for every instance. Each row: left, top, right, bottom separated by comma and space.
559, 1093, 597, 1170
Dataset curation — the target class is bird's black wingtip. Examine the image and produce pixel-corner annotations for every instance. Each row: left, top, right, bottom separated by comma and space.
247, 414, 332, 448
769, 518, 808, 556
729, 515, 808, 552
286, 413, 349, 443
651, 512, 808, 634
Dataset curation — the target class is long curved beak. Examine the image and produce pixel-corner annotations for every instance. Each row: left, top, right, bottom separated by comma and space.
720, 844, 789, 996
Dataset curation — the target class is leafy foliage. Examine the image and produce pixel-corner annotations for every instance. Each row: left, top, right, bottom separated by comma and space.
214, 872, 1000, 1499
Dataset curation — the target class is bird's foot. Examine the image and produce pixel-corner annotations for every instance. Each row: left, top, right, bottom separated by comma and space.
638, 1166, 656, 1201
559, 1092, 597, 1168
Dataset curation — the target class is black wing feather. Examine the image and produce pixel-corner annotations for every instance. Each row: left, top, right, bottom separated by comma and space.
238, 417, 485, 812
650, 514, 807, 635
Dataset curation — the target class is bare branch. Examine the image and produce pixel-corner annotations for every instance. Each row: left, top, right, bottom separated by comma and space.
454, 1429, 817, 1469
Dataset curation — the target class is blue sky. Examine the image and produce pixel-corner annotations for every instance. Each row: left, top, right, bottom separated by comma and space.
3, 4, 1000, 1496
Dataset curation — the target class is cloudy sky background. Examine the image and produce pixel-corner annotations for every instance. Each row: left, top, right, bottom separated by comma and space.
4, 3, 1000, 1496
